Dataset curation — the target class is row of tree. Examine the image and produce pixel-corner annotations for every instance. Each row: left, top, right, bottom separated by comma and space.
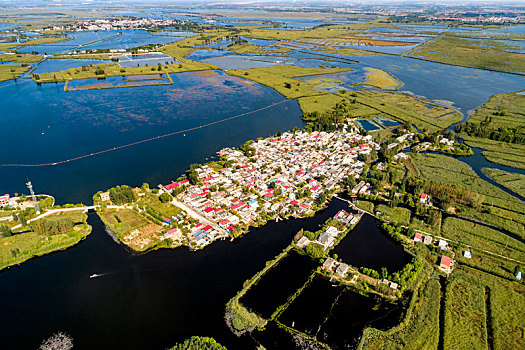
31, 218, 74, 236
109, 185, 136, 205
456, 121, 525, 145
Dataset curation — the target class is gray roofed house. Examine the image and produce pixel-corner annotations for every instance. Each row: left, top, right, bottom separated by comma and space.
335, 263, 349, 277
322, 257, 336, 271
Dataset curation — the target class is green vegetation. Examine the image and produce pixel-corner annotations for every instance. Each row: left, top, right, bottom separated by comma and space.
462, 135, 525, 169
445, 268, 525, 350
227, 65, 353, 99
169, 336, 227, 350
483, 168, 525, 198
109, 185, 136, 205
355, 200, 375, 213
359, 279, 440, 350
0, 64, 30, 82
32, 60, 217, 83
0, 211, 91, 270
354, 90, 462, 133
0, 53, 42, 63
444, 277, 488, 349
376, 204, 412, 226
411, 34, 525, 73
458, 92, 525, 169
98, 208, 150, 238
361, 67, 403, 90
410, 153, 525, 238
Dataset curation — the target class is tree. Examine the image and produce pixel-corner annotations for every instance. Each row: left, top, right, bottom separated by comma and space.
159, 192, 172, 203
170, 336, 227, 350
306, 243, 326, 259
186, 163, 202, 185
0, 224, 11, 237
39, 332, 73, 350
381, 267, 389, 280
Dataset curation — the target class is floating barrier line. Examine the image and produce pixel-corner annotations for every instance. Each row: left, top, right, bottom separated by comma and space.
1, 99, 289, 168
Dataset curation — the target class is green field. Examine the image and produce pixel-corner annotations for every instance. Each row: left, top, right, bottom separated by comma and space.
410, 153, 525, 238
482, 168, 525, 198
411, 35, 525, 73
354, 90, 461, 132
446, 268, 525, 350
98, 208, 150, 237
0, 53, 43, 63
376, 204, 412, 226
32, 60, 217, 83
458, 92, 525, 170
0, 64, 30, 82
227, 65, 353, 99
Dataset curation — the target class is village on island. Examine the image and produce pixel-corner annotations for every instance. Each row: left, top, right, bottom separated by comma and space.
1, 117, 474, 281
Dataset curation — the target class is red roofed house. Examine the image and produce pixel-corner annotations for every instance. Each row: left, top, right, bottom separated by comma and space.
203, 207, 214, 214
165, 182, 179, 190
290, 200, 299, 206
231, 202, 247, 211
0, 194, 9, 207
420, 193, 429, 204
413, 233, 423, 242
179, 180, 190, 185
440, 255, 453, 271
264, 192, 274, 198
203, 225, 213, 232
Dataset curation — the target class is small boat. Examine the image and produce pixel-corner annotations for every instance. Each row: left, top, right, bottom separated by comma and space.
90, 274, 100, 279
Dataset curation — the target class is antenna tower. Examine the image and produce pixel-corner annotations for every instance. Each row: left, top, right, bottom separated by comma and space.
26, 180, 41, 214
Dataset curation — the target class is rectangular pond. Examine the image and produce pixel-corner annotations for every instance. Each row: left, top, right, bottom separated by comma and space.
240, 250, 317, 318
331, 214, 412, 273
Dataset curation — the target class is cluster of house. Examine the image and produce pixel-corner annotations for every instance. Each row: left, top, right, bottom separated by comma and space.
50, 18, 182, 31
322, 257, 351, 278
296, 225, 341, 251
413, 136, 457, 153
413, 232, 457, 273
161, 129, 377, 239
0, 193, 37, 211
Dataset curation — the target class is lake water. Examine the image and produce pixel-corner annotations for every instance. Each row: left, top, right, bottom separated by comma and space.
0, 196, 367, 349
16, 30, 185, 55
33, 58, 111, 74
292, 51, 524, 118
0, 70, 303, 204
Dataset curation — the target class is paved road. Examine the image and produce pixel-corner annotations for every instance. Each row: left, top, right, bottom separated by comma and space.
171, 200, 228, 236
10, 205, 131, 230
